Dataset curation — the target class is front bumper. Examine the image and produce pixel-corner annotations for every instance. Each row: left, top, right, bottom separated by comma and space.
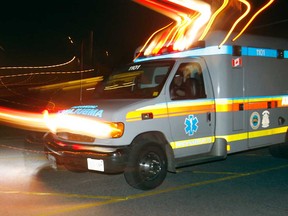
43, 133, 129, 173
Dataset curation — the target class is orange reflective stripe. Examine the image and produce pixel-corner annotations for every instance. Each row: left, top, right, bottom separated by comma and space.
126, 96, 287, 122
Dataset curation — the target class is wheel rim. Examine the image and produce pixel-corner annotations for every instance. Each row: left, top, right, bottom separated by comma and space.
139, 151, 162, 181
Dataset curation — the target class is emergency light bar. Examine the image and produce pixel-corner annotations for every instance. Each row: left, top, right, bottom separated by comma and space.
134, 44, 288, 63
135, 40, 206, 60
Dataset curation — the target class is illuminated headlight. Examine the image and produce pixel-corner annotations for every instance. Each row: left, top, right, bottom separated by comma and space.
109, 122, 125, 138
43, 110, 124, 139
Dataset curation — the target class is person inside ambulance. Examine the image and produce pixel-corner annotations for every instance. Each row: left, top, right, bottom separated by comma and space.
170, 72, 186, 99
170, 62, 207, 100
170, 63, 202, 100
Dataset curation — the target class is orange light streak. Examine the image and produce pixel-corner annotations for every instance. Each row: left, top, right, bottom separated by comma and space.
218, 0, 251, 48
134, 0, 275, 57
134, 22, 174, 59
147, 24, 176, 55
199, 0, 229, 40
0, 106, 123, 139
133, 0, 191, 56
133, 0, 211, 54
29, 76, 103, 92
164, 22, 184, 47
43, 111, 124, 139
0, 107, 47, 132
168, 0, 211, 50
0, 68, 94, 79
172, 13, 200, 51
232, 0, 275, 41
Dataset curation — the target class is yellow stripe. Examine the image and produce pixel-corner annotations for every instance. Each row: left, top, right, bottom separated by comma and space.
216, 126, 288, 142
170, 136, 215, 149
172, 127, 288, 149
126, 100, 215, 122
216, 132, 248, 142
168, 100, 214, 107
249, 126, 288, 139
248, 96, 283, 102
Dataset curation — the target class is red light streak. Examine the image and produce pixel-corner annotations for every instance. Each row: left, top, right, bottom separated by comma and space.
140, 22, 175, 56
134, 0, 186, 21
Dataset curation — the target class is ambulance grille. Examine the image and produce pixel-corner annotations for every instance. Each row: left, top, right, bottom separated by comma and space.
56, 132, 95, 142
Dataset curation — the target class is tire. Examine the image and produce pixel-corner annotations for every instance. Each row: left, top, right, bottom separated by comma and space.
124, 142, 167, 190
269, 143, 288, 159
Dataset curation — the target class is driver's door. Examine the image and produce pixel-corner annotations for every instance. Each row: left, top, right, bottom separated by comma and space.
166, 60, 216, 158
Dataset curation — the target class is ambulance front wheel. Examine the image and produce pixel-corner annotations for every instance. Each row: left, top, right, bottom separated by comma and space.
124, 142, 167, 190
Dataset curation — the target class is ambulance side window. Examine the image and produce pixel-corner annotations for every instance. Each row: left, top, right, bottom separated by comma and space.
170, 62, 206, 100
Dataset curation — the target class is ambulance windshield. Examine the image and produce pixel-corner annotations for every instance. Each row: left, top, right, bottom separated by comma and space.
94, 61, 174, 99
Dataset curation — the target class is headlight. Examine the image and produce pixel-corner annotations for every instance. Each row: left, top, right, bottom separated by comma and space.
110, 122, 125, 138
43, 110, 125, 139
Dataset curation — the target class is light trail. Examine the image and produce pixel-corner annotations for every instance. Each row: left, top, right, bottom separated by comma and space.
134, 0, 211, 54
0, 56, 77, 70
218, 0, 251, 48
0, 69, 94, 79
0, 107, 47, 132
0, 105, 123, 139
199, 0, 229, 40
0, 0, 277, 138
133, 0, 276, 57
232, 0, 275, 41
168, 0, 211, 50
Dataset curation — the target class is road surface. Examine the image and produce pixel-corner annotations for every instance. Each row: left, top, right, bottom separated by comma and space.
0, 125, 288, 216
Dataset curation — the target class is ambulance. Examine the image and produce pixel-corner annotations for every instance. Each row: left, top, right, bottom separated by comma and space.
44, 31, 288, 190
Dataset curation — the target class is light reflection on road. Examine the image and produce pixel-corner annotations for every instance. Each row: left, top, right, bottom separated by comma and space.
1, 127, 288, 216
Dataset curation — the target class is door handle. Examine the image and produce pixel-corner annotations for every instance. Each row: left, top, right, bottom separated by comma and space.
239, 103, 244, 111
207, 112, 211, 122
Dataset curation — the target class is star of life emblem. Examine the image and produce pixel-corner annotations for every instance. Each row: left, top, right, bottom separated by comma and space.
184, 115, 199, 136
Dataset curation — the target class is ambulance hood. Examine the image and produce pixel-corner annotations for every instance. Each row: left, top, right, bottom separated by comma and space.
58, 98, 154, 122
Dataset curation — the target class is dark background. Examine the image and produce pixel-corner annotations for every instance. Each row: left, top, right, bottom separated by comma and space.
0, 0, 287, 68
0, 0, 169, 67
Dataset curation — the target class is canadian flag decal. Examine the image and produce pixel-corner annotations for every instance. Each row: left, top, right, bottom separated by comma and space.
232, 57, 242, 67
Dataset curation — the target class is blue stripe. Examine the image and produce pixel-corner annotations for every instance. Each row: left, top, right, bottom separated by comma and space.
242, 47, 278, 58
134, 45, 288, 63
134, 45, 232, 62
285, 50, 288, 58
215, 95, 288, 105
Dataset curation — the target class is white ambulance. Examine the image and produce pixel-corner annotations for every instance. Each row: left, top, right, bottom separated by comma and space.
44, 31, 288, 190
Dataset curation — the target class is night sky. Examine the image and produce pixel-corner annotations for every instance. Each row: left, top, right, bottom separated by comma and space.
0, 0, 287, 67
